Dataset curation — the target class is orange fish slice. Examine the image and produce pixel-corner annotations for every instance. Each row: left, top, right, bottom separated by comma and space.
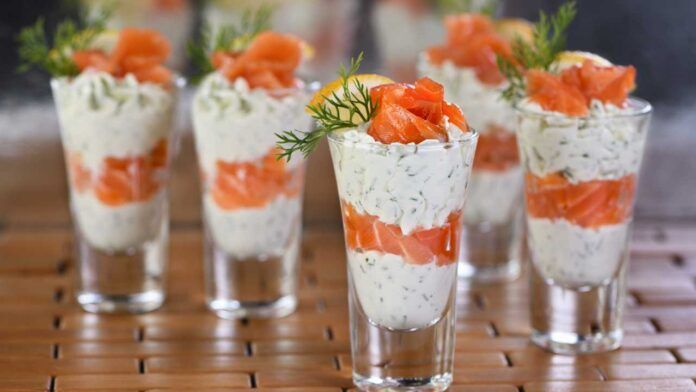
526, 70, 589, 117
525, 172, 636, 228
473, 125, 519, 171
561, 60, 636, 107
341, 202, 461, 266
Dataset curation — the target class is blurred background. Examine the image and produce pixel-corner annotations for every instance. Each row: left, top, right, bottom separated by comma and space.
1, 0, 695, 228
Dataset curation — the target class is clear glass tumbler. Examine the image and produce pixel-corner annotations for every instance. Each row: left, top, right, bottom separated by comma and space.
516, 98, 652, 354
192, 78, 313, 319
329, 130, 478, 391
52, 74, 184, 313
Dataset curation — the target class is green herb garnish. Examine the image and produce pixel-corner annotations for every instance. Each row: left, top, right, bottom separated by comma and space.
187, 5, 273, 83
17, 8, 111, 77
276, 52, 376, 162
497, 1, 577, 102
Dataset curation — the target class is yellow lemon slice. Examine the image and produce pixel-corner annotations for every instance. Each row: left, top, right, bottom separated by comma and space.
553, 51, 612, 71
308, 74, 395, 122
91, 29, 120, 53
299, 39, 316, 61
495, 18, 534, 43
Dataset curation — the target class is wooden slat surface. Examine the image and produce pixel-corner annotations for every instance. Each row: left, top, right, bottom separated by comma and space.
1, 136, 696, 391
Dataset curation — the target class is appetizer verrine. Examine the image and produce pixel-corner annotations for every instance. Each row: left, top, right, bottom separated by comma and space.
499, 1, 652, 353
419, 12, 533, 281
190, 8, 313, 318
19, 15, 180, 312
278, 54, 477, 390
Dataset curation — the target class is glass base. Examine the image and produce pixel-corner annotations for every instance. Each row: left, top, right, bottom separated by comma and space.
531, 329, 623, 355
77, 290, 165, 314
74, 226, 167, 314
353, 373, 452, 392
459, 220, 522, 283
207, 294, 297, 319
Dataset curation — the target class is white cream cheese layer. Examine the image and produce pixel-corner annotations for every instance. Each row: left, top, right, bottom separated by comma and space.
52, 71, 175, 170
527, 217, 630, 287
204, 195, 302, 259
72, 191, 167, 251
517, 100, 648, 183
348, 249, 457, 330
418, 54, 515, 134
192, 72, 311, 174
464, 166, 524, 225
53, 71, 176, 252
330, 124, 474, 235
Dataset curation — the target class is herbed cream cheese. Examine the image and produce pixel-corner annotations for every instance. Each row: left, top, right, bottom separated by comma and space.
329, 124, 475, 235
192, 72, 312, 173
517, 99, 648, 184
52, 71, 176, 170
527, 217, 630, 287
348, 249, 457, 330
204, 194, 302, 259
464, 166, 524, 225
417, 54, 515, 134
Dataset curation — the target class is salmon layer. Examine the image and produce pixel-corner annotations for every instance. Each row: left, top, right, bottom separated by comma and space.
473, 125, 519, 171
368, 77, 467, 144
67, 139, 169, 207
341, 202, 461, 266
210, 149, 303, 211
525, 172, 636, 229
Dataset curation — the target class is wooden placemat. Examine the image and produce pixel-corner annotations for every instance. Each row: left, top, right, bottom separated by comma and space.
1, 223, 696, 391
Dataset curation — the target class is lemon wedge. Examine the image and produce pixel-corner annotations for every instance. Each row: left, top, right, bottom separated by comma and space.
91, 29, 120, 52
553, 51, 612, 71
308, 74, 394, 122
495, 18, 534, 43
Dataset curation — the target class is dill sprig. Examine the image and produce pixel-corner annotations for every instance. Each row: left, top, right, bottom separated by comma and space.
497, 1, 577, 102
437, 0, 499, 16
17, 9, 110, 77
276, 52, 376, 162
187, 5, 273, 83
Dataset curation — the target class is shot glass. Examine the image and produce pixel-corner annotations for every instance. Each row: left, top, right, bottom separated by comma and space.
516, 98, 652, 354
192, 77, 313, 319
329, 130, 477, 390
52, 74, 184, 313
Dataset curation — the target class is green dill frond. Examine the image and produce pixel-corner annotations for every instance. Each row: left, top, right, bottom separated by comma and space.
496, 1, 577, 102
17, 9, 111, 77
187, 4, 274, 83
276, 52, 377, 162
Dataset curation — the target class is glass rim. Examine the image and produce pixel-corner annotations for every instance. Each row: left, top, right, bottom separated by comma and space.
50, 72, 188, 91
514, 96, 652, 120
327, 127, 479, 151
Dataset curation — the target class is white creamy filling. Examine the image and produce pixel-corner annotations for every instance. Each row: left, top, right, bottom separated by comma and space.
52, 71, 175, 170
192, 73, 311, 174
72, 191, 166, 252
204, 195, 302, 259
464, 166, 524, 225
417, 55, 515, 134
52, 72, 176, 251
527, 217, 630, 287
348, 249, 457, 330
517, 100, 647, 183
330, 124, 473, 235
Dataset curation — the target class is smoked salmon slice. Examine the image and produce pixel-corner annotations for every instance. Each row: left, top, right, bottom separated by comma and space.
72, 28, 172, 85
427, 14, 513, 86
341, 202, 461, 266
473, 125, 520, 171
214, 31, 302, 90
526, 70, 589, 117
525, 172, 636, 228
561, 60, 636, 107
210, 148, 304, 210
368, 77, 467, 144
